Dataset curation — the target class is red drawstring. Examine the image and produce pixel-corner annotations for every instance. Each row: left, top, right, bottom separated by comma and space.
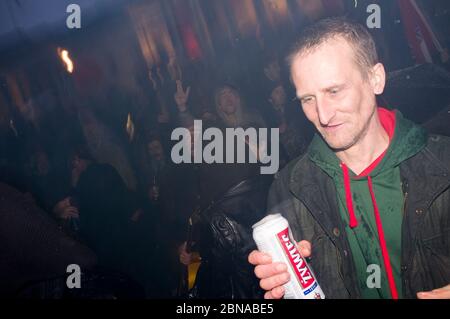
341, 163, 359, 228
367, 176, 399, 300
341, 163, 399, 299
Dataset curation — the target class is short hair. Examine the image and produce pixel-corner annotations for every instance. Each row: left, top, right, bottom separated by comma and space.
287, 16, 379, 77
143, 130, 162, 144
69, 145, 93, 162
214, 84, 241, 105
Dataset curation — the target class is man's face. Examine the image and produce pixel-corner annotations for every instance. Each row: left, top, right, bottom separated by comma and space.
71, 156, 84, 172
217, 88, 240, 115
147, 140, 165, 161
270, 85, 287, 109
291, 38, 384, 151
70, 155, 88, 187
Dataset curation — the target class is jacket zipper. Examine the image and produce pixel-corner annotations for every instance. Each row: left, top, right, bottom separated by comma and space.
401, 179, 412, 295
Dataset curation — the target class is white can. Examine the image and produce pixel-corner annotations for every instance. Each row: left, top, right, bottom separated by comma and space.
252, 213, 325, 299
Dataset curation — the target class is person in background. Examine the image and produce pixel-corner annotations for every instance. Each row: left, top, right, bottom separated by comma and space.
52, 146, 139, 279
214, 84, 265, 129
178, 130, 271, 299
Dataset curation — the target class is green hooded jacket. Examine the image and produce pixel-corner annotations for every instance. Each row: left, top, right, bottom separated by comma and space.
307, 108, 427, 298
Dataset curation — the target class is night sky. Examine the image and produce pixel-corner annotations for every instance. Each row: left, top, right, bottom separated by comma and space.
0, 0, 128, 51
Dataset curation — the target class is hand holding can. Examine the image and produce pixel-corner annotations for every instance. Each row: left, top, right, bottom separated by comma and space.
251, 214, 325, 299
249, 240, 312, 299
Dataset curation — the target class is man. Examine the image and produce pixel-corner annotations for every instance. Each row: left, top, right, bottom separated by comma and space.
64, 146, 138, 275
248, 17, 450, 299
138, 135, 167, 203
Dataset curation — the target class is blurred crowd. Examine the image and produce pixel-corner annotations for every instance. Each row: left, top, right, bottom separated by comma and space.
0, 47, 314, 298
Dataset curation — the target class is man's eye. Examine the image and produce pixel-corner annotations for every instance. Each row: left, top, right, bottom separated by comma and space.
301, 97, 314, 104
330, 89, 339, 95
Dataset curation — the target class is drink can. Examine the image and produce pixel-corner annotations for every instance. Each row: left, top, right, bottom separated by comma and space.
252, 213, 325, 299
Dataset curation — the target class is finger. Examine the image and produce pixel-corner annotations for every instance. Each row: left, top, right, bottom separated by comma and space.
298, 240, 312, 257
65, 207, 79, 214
271, 286, 285, 299
68, 212, 79, 219
429, 292, 450, 299
254, 262, 287, 279
248, 250, 272, 265
260, 272, 290, 291
264, 287, 285, 299
437, 284, 450, 291
264, 291, 275, 299
431, 287, 450, 293
61, 210, 77, 217
62, 212, 74, 220
65, 209, 79, 217
185, 86, 191, 97
176, 80, 183, 92
417, 292, 439, 299
417, 289, 450, 299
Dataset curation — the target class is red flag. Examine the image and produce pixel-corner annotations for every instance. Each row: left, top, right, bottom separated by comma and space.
173, 0, 203, 61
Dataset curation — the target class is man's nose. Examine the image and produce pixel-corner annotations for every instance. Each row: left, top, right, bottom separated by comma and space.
316, 98, 336, 126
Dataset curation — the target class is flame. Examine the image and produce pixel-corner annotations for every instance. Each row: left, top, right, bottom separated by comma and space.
58, 48, 74, 73
126, 113, 135, 142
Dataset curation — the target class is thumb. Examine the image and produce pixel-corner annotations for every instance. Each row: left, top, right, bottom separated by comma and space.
298, 240, 312, 258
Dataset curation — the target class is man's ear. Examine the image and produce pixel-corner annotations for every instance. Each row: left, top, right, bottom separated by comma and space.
370, 63, 386, 95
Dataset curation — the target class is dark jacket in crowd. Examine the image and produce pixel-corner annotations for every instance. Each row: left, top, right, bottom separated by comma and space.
75, 163, 136, 274
189, 160, 271, 299
0, 182, 97, 296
